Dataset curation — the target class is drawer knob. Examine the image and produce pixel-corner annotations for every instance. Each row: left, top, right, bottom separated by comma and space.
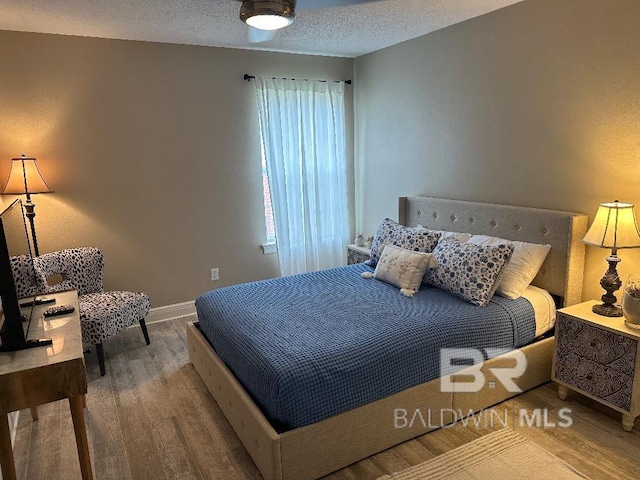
590, 340, 597, 348
586, 374, 593, 381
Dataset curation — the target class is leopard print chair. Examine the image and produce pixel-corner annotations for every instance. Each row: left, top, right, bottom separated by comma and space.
33, 246, 151, 376
10, 254, 43, 298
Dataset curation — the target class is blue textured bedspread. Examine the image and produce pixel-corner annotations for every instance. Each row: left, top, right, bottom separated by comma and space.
195, 263, 536, 431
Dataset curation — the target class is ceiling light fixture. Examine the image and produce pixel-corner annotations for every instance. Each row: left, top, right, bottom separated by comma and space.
240, 1, 296, 31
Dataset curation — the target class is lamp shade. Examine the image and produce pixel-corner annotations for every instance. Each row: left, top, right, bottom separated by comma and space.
1, 155, 53, 195
583, 201, 640, 249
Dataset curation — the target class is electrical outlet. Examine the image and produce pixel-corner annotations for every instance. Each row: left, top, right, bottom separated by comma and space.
210, 268, 219, 281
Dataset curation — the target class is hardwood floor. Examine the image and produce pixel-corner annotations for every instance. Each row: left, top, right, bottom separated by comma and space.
12, 317, 640, 480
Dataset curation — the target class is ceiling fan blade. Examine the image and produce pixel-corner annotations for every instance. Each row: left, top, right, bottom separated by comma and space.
297, 0, 382, 9
248, 26, 277, 43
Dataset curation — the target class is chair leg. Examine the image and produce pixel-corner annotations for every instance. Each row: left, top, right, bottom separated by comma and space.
96, 343, 106, 376
139, 318, 151, 345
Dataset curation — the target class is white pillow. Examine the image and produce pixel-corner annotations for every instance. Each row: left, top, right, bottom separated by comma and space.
370, 245, 432, 297
467, 235, 551, 299
417, 225, 472, 244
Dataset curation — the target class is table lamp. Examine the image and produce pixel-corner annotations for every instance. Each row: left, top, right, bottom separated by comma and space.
1, 153, 53, 256
583, 200, 640, 316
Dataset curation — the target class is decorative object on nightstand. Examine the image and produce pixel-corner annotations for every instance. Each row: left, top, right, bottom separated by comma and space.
1, 153, 53, 256
347, 244, 371, 265
582, 200, 640, 317
552, 300, 640, 431
365, 235, 374, 249
622, 274, 640, 329
354, 233, 365, 247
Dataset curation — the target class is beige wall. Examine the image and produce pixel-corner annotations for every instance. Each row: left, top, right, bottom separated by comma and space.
0, 30, 354, 307
3, 0, 638, 307
354, 0, 640, 302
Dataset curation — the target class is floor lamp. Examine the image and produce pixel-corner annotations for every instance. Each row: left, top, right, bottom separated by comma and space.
1, 153, 53, 256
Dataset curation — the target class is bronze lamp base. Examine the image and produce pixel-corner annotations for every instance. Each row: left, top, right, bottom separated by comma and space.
592, 302, 623, 317
593, 253, 623, 317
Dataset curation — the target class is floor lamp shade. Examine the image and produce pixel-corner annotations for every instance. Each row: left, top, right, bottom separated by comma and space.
583, 201, 640, 317
1, 154, 53, 256
2, 155, 52, 196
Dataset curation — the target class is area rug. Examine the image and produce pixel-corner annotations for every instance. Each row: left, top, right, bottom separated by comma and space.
378, 429, 590, 479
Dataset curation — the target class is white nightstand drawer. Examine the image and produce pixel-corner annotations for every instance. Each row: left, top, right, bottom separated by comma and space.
556, 315, 637, 376
552, 301, 640, 431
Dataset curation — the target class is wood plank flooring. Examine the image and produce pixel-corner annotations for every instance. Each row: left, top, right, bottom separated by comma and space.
11, 316, 640, 480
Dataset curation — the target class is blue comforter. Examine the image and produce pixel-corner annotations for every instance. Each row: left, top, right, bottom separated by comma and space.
195, 263, 535, 431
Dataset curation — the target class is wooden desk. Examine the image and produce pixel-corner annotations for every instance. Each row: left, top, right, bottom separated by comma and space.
0, 290, 92, 480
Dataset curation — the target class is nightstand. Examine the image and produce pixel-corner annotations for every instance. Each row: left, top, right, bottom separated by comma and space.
347, 244, 371, 265
552, 300, 640, 431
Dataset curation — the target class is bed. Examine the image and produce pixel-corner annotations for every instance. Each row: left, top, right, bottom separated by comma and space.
187, 196, 588, 480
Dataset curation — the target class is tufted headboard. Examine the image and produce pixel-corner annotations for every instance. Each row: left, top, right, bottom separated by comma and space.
398, 196, 588, 307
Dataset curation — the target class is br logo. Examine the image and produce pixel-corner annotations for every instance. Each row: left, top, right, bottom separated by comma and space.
439, 348, 527, 393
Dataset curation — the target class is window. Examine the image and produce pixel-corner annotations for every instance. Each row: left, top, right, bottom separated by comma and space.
253, 76, 349, 276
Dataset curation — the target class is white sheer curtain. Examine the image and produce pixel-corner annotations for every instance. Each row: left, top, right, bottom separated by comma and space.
255, 77, 349, 276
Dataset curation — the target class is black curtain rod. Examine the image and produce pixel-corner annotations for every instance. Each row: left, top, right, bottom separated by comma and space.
244, 74, 352, 85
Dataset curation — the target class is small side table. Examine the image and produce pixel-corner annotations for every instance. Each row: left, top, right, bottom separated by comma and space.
347, 244, 371, 265
0, 290, 93, 479
552, 300, 640, 431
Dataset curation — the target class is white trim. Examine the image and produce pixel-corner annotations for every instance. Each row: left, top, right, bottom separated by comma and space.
144, 300, 196, 324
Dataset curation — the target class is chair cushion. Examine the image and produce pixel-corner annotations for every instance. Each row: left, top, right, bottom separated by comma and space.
79, 291, 150, 345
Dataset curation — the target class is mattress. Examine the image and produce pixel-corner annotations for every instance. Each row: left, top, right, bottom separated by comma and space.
521, 284, 557, 337
195, 263, 538, 431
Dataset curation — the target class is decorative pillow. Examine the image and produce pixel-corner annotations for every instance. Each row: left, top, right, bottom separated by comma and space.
467, 235, 551, 299
366, 219, 440, 267
425, 237, 514, 307
366, 245, 432, 297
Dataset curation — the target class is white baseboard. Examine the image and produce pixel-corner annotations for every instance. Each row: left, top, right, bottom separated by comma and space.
144, 300, 196, 324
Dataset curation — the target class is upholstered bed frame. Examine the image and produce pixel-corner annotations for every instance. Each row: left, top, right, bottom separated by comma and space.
186, 196, 588, 480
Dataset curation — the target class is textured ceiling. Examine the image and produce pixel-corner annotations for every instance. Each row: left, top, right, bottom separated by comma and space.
0, 0, 523, 58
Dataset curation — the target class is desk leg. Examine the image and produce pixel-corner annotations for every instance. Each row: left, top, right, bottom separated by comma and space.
0, 414, 17, 480
69, 396, 93, 480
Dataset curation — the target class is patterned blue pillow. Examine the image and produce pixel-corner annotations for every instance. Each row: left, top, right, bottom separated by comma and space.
425, 237, 514, 307
366, 219, 441, 267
